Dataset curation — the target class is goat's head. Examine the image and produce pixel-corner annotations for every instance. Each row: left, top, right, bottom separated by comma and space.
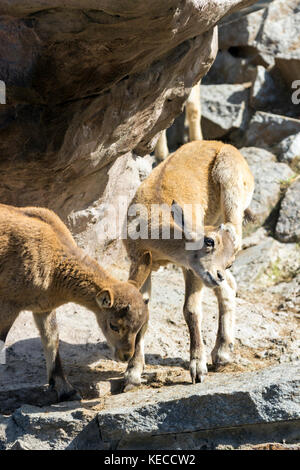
172, 201, 238, 288
95, 253, 151, 362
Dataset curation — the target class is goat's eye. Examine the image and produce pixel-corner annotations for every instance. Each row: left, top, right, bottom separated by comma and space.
110, 322, 119, 333
226, 264, 233, 270
204, 237, 214, 248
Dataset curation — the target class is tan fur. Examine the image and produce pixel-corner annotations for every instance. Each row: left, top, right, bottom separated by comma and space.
0, 203, 149, 401
131, 140, 253, 251
123, 140, 254, 387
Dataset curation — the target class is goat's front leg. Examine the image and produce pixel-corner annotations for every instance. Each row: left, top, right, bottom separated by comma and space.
33, 311, 81, 402
123, 321, 148, 392
123, 273, 151, 392
211, 270, 237, 366
183, 269, 207, 384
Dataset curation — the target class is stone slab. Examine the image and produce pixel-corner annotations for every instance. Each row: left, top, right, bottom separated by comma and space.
97, 363, 300, 443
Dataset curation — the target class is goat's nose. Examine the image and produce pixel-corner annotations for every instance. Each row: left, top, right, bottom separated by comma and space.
123, 353, 131, 362
217, 271, 224, 282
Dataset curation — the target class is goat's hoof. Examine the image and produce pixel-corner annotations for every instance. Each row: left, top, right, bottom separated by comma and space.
190, 359, 207, 384
123, 376, 146, 392
212, 344, 233, 367
123, 368, 145, 392
123, 379, 145, 392
58, 388, 82, 402
123, 383, 137, 393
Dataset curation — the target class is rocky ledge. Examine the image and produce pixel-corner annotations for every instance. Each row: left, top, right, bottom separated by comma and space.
1, 363, 299, 450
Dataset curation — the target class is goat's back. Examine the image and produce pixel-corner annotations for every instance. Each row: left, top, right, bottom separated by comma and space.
134, 140, 253, 216
0, 203, 76, 295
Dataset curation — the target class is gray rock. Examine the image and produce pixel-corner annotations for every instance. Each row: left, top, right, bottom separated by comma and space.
203, 50, 257, 85
242, 227, 268, 249
243, 112, 300, 149
97, 364, 300, 444
240, 147, 294, 223
219, 0, 274, 26
219, 0, 300, 73
274, 133, 300, 165
232, 237, 277, 287
201, 83, 251, 139
1, 402, 103, 450
1, 363, 299, 450
275, 178, 300, 242
250, 66, 279, 110
232, 235, 300, 289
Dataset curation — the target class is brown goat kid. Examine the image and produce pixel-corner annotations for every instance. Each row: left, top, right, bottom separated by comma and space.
0, 203, 149, 401
124, 140, 254, 390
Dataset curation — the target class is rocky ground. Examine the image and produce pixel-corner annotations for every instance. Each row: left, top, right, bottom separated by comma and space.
0, 0, 300, 451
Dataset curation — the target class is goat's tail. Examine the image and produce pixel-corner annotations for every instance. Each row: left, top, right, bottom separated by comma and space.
243, 208, 256, 225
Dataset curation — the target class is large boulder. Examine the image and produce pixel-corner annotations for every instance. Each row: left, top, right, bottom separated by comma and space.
240, 147, 294, 224
232, 233, 300, 289
250, 66, 279, 111
201, 83, 251, 139
274, 132, 300, 167
275, 178, 300, 242
243, 112, 300, 150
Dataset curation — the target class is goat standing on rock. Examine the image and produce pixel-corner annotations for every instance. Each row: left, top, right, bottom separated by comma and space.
0, 203, 149, 401
124, 140, 255, 390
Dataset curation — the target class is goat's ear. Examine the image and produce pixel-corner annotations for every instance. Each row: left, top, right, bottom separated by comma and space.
171, 200, 199, 242
129, 251, 152, 290
219, 223, 239, 252
171, 200, 183, 226
96, 288, 114, 308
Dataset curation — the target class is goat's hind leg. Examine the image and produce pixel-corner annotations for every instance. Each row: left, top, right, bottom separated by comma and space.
211, 270, 237, 367
0, 302, 19, 363
183, 269, 207, 384
33, 310, 81, 402
185, 81, 202, 141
